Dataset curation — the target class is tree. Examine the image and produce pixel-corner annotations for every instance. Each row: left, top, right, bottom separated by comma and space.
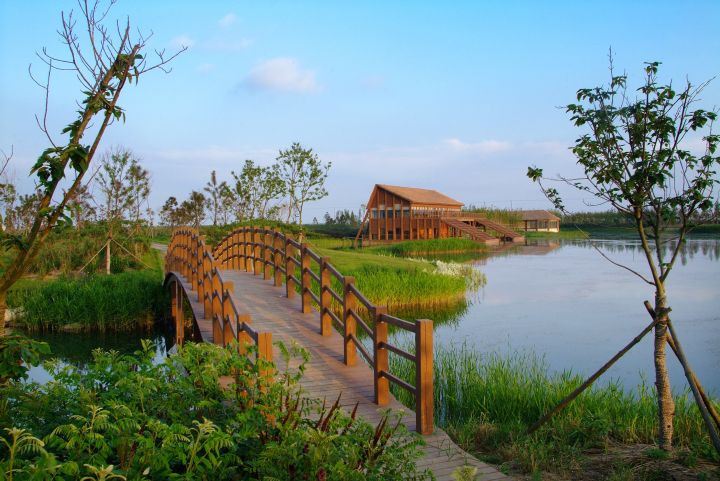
160, 196, 179, 228
67, 183, 96, 230
277, 143, 331, 236
94, 146, 138, 224
528, 59, 719, 451
204, 170, 227, 226
231, 160, 285, 221
126, 161, 152, 230
0, 1, 184, 336
181, 191, 207, 231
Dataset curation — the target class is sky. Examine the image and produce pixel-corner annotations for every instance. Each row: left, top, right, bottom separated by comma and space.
1, 0, 719, 223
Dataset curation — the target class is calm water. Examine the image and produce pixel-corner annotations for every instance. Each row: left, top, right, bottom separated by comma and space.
413, 236, 720, 395
22, 327, 174, 384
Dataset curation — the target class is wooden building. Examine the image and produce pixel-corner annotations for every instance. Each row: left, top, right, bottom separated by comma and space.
356, 184, 524, 246
520, 210, 560, 232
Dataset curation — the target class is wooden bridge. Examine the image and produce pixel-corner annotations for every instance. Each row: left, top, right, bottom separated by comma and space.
162, 226, 511, 480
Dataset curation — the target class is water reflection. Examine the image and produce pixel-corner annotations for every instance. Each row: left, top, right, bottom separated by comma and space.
21, 327, 174, 384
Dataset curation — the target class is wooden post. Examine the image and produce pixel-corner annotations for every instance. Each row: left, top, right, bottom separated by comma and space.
343, 276, 357, 366
170, 279, 177, 328
176, 281, 184, 348
373, 306, 389, 405
415, 319, 434, 435
222, 282, 234, 347
257, 331, 274, 381
237, 314, 252, 355
285, 234, 296, 299
300, 243, 312, 314
232, 231, 239, 270
252, 226, 261, 275
320, 257, 331, 336
264, 226, 272, 281
245, 227, 254, 273
273, 228, 283, 287
106, 239, 111, 274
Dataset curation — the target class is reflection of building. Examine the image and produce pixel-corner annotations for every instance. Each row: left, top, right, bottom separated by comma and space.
356, 184, 524, 246
521, 210, 560, 232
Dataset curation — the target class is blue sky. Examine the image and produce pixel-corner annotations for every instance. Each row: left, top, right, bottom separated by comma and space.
1, 0, 718, 222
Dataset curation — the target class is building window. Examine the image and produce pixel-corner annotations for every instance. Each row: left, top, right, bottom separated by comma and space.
403, 207, 410, 218
379, 204, 385, 219
387, 208, 393, 219
396, 228, 401, 239
528, 220, 537, 230
434, 228, 439, 238
412, 229, 418, 239
539, 221, 548, 229
395, 204, 401, 218
550, 221, 557, 228
419, 229, 426, 239
371, 208, 377, 219
388, 231, 394, 240
372, 234, 378, 240
380, 228, 386, 240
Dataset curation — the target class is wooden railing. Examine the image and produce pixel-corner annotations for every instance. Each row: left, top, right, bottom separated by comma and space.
164, 227, 273, 374
165, 226, 434, 435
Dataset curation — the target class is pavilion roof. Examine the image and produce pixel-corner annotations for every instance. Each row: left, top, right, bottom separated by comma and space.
377, 184, 464, 206
521, 209, 561, 221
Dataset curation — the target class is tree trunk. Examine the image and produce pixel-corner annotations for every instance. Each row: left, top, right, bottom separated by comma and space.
654, 293, 675, 450
106, 241, 111, 275
0, 290, 6, 337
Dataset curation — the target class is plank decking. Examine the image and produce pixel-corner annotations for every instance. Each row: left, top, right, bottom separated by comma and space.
166, 263, 512, 481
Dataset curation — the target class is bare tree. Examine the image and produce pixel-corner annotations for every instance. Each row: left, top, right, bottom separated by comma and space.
0, 0, 184, 336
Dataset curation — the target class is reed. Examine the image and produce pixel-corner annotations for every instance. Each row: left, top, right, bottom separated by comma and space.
8, 270, 171, 331
387, 340, 719, 474
365, 238, 489, 256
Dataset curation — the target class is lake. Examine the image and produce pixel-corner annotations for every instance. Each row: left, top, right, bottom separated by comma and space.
424, 236, 720, 395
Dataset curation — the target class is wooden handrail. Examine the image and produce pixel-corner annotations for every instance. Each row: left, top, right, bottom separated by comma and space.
164, 225, 433, 435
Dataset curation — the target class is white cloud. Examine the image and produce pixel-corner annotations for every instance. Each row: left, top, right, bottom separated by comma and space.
168, 34, 195, 49
444, 138, 512, 153
219, 13, 239, 27
244, 58, 322, 93
196, 63, 215, 73
359, 75, 385, 87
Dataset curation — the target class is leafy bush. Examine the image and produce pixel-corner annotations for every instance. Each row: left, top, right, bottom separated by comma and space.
0, 340, 431, 480
0, 335, 49, 383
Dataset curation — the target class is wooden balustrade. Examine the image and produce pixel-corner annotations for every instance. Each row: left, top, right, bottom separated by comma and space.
165, 226, 434, 435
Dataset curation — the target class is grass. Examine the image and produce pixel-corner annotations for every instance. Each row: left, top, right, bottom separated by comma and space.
386, 341, 720, 479
361, 238, 489, 256
7, 269, 171, 331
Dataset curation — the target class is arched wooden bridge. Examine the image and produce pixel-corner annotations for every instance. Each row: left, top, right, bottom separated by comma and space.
162, 226, 511, 481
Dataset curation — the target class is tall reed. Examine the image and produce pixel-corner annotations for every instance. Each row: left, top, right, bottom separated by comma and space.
8, 270, 171, 331
366, 238, 489, 256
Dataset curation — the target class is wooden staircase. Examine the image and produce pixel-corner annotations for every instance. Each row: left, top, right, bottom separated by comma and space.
441, 218, 500, 245
474, 218, 525, 242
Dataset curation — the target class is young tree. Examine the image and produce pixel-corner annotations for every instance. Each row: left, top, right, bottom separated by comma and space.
0, 1, 184, 336
204, 170, 227, 226
528, 59, 719, 451
231, 160, 285, 221
67, 183, 96, 230
126, 161, 152, 230
277, 142, 331, 236
160, 196, 179, 228
181, 191, 207, 231
94, 146, 138, 224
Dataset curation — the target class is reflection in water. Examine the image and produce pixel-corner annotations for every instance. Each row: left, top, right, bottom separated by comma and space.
401, 237, 720, 395
22, 327, 174, 384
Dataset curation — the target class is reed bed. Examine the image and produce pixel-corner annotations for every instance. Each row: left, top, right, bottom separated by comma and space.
364, 238, 489, 256
387, 341, 719, 475
8, 270, 171, 331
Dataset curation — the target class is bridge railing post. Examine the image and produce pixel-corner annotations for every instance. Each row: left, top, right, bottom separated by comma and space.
232, 230, 239, 270
197, 240, 207, 303
343, 276, 356, 366
415, 319, 434, 435
285, 234, 295, 298
257, 331, 273, 381
320, 257, 331, 336
300, 243, 311, 314
264, 226, 272, 281
245, 227, 254, 273
222, 282, 235, 347
373, 306, 389, 405
254, 226, 263, 275
176, 281, 185, 348
236, 314, 252, 355
273, 228, 282, 287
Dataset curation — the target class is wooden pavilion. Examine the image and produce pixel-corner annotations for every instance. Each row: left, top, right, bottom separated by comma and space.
520, 210, 561, 232
355, 184, 524, 246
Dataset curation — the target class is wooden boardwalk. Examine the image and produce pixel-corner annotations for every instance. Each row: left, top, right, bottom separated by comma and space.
167, 265, 512, 481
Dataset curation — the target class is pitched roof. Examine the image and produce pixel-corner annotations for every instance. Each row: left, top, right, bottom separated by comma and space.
376, 185, 464, 206
522, 210, 561, 221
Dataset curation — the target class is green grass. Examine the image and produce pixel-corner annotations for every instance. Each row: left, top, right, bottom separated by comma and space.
387, 341, 720, 476
362, 238, 489, 256
8, 269, 171, 331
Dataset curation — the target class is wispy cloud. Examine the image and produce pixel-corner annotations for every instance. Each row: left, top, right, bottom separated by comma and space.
168, 34, 195, 49
244, 58, 322, 93
196, 63, 215, 73
444, 138, 512, 153
359, 75, 385, 87
201, 37, 254, 51
219, 13, 239, 28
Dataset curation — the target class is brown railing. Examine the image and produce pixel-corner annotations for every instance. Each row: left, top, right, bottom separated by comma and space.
164, 228, 273, 376
165, 225, 434, 435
